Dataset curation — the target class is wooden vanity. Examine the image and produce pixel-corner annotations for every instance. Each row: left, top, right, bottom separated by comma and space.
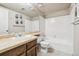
0, 32, 40, 56
0, 39, 37, 56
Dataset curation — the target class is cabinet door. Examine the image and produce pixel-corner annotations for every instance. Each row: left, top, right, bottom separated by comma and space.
27, 46, 36, 56
15, 44, 26, 56
0, 44, 26, 56
27, 39, 37, 50
20, 53, 26, 56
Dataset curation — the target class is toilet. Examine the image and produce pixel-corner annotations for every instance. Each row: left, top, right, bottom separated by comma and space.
37, 36, 50, 53
40, 40, 49, 48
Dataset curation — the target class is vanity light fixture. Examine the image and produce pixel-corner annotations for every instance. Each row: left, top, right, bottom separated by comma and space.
15, 14, 18, 19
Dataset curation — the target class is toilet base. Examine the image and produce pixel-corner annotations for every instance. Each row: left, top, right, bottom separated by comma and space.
40, 47, 48, 53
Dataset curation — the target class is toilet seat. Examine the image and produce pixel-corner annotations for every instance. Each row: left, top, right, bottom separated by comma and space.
40, 40, 50, 48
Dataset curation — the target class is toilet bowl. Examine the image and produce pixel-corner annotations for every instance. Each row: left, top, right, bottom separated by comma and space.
38, 36, 50, 48
40, 40, 50, 53
40, 41, 49, 48
38, 36, 50, 53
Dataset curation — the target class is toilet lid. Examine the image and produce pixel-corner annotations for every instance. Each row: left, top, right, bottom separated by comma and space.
40, 41, 49, 45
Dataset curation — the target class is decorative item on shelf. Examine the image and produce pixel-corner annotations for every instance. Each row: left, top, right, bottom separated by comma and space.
20, 15, 22, 19
15, 14, 18, 19
20, 21, 23, 24
16, 21, 19, 24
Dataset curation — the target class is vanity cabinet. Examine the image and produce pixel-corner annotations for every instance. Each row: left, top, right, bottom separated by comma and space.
26, 39, 37, 56
0, 39, 37, 56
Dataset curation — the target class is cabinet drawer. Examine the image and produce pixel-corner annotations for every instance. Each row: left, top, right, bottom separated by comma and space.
0, 50, 16, 56
15, 44, 26, 55
20, 53, 26, 56
0, 44, 26, 56
26, 39, 37, 50
27, 46, 36, 56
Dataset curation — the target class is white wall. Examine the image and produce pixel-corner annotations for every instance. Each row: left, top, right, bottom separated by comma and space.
25, 19, 32, 33
25, 16, 42, 33
44, 7, 73, 43
0, 6, 9, 34
31, 16, 45, 36
31, 20, 39, 32
39, 16, 45, 36
45, 15, 73, 43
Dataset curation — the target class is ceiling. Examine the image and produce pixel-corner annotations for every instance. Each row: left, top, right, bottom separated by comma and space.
0, 3, 71, 18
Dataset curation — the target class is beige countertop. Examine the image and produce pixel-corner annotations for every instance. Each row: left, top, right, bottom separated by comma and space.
0, 32, 41, 39
0, 34, 38, 54
23, 32, 41, 36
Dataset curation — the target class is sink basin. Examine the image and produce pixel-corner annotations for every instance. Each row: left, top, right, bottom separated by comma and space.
15, 35, 33, 40
25, 35, 32, 37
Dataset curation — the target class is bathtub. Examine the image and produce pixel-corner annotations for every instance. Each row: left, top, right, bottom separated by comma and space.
45, 37, 73, 55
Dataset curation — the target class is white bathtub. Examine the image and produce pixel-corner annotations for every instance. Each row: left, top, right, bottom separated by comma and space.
45, 37, 73, 55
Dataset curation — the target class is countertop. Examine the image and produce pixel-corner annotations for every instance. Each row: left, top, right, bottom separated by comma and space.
23, 32, 41, 36
0, 32, 40, 54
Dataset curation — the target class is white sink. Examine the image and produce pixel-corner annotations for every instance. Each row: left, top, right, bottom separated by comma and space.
25, 35, 32, 38
15, 35, 33, 40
